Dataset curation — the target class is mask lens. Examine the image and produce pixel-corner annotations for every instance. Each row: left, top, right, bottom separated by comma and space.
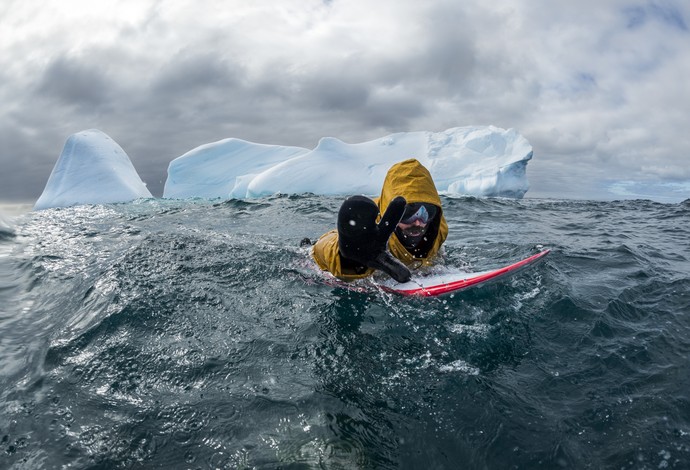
401, 203, 436, 225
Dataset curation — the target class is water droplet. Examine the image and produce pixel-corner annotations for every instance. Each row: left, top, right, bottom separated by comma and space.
349, 220, 356, 226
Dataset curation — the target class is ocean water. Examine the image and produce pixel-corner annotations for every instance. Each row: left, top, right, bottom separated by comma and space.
1, 196, 689, 469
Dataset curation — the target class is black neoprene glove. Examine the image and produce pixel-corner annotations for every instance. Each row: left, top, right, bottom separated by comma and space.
337, 195, 412, 283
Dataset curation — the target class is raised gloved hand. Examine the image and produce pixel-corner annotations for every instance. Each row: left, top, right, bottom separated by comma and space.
337, 195, 411, 283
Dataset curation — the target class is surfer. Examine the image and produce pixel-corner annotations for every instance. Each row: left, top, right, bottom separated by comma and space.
312, 158, 448, 283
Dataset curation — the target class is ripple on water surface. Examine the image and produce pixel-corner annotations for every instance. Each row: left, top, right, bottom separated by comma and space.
1, 197, 689, 468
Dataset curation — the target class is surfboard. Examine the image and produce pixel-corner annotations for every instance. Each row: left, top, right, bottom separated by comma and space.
376, 249, 550, 297
316, 249, 550, 297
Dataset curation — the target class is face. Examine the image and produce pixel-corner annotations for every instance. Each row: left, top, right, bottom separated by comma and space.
396, 218, 429, 239
395, 203, 436, 245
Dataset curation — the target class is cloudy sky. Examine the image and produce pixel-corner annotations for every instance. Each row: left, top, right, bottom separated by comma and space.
1, 0, 689, 203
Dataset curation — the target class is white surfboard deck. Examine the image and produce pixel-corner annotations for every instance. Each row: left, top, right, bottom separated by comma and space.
319, 250, 550, 297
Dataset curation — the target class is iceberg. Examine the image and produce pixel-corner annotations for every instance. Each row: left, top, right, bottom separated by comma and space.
33, 126, 533, 210
34, 129, 153, 210
164, 126, 533, 200
163, 139, 309, 199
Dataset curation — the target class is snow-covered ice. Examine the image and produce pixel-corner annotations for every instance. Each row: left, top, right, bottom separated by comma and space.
164, 126, 532, 200
34, 126, 533, 210
34, 129, 152, 210
163, 139, 309, 199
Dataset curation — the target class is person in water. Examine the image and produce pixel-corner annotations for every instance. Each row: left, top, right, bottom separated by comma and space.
312, 158, 448, 283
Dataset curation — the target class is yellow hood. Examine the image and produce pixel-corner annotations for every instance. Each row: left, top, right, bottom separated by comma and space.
376, 159, 448, 265
378, 158, 444, 214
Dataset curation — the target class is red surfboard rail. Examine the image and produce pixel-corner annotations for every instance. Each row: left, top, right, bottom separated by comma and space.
381, 249, 550, 297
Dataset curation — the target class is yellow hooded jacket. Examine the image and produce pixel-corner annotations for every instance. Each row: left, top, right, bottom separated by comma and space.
312, 159, 448, 280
